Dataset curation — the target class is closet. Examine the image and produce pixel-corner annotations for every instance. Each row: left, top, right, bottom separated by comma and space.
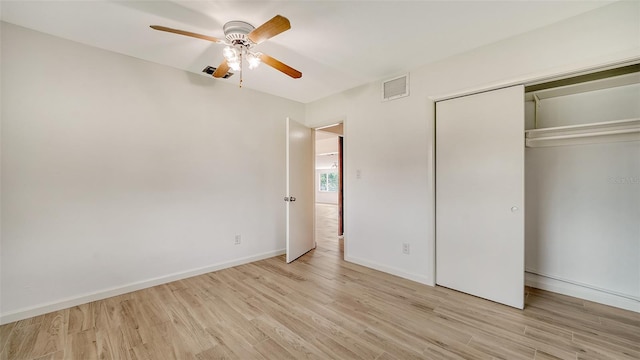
436, 64, 640, 312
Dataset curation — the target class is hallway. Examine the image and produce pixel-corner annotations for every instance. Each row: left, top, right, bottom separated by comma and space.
315, 203, 342, 255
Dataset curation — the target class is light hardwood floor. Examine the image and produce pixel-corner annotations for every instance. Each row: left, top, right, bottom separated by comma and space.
315, 203, 341, 253
1, 204, 638, 359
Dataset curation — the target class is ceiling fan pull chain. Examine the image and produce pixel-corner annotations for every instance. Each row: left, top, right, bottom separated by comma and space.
239, 51, 243, 88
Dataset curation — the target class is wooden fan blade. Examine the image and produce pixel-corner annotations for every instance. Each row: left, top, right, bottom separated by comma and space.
247, 15, 291, 44
150, 25, 225, 44
259, 53, 302, 79
212, 60, 230, 78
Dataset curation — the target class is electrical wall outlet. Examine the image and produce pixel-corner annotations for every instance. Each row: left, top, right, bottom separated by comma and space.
402, 243, 410, 255
234, 234, 241, 245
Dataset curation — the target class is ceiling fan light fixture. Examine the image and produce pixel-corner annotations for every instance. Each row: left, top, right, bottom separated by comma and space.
223, 46, 239, 62
247, 52, 261, 70
228, 59, 241, 72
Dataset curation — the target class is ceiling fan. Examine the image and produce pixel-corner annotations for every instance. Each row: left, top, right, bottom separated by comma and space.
150, 15, 302, 86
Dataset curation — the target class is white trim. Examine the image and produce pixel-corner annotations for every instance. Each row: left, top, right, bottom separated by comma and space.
285, 117, 292, 263
0, 249, 285, 325
345, 255, 434, 286
427, 99, 437, 286
525, 272, 640, 313
315, 123, 342, 131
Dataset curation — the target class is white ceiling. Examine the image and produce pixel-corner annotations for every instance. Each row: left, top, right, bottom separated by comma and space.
316, 130, 339, 169
316, 153, 339, 170
1, 1, 613, 103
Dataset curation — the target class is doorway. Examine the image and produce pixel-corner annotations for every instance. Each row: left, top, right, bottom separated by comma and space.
314, 123, 344, 255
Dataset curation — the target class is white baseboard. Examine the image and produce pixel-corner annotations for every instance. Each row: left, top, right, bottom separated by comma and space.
0, 249, 285, 325
525, 272, 640, 313
344, 255, 434, 286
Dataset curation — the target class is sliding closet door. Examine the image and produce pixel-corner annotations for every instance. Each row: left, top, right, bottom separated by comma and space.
436, 85, 524, 309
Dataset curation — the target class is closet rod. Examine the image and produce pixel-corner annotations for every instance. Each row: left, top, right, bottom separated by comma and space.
525, 118, 640, 147
527, 128, 639, 141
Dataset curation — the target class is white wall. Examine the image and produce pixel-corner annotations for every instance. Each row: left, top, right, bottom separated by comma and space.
525, 142, 639, 298
315, 137, 338, 155
0, 22, 304, 323
305, 1, 640, 287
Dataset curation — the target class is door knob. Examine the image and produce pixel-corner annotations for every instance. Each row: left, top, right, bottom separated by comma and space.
284, 196, 297, 202
511, 206, 519, 212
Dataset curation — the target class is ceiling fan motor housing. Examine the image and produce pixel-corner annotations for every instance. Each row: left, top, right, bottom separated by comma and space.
223, 21, 255, 47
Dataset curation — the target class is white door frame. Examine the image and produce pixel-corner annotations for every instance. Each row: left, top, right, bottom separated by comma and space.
312, 120, 347, 259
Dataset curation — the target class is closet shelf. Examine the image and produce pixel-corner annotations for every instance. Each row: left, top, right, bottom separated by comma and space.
525, 72, 640, 101
525, 118, 640, 148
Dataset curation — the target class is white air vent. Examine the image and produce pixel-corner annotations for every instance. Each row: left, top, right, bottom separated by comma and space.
382, 73, 409, 101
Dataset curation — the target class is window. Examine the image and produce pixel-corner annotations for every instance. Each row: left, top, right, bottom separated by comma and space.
319, 172, 338, 192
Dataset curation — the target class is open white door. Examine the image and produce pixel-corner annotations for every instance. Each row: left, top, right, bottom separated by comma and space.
285, 117, 314, 263
436, 85, 525, 309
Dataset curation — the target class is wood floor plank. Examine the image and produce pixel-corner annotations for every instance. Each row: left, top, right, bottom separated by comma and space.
358, 328, 426, 360
246, 290, 383, 359
131, 290, 172, 327
171, 287, 221, 330
0, 322, 16, 355
582, 299, 640, 326
203, 324, 265, 360
253, 338, 297, 360
2, 323, 41, 360
434, 306, 579, 360
67, 303, 96, 335
374, 352, 398, 360
249, 316, 326, 360
533, 349, 567, 360
95, 327, 133, 360
28, 312, 65, 359
30, 351, 64, 360
312, 333, 374, 360
194, 346, 232, 360
284, 292, 371, 335
64, 329, 97, 360
523, 324, 581, 358
422, 342, 493, 360
116, 300, 147, 349
467, 333, 537, 360
1, 203, 639, 360
572, 331, 640, 359
271, 295, 384, 359
203, 295, 269, 345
